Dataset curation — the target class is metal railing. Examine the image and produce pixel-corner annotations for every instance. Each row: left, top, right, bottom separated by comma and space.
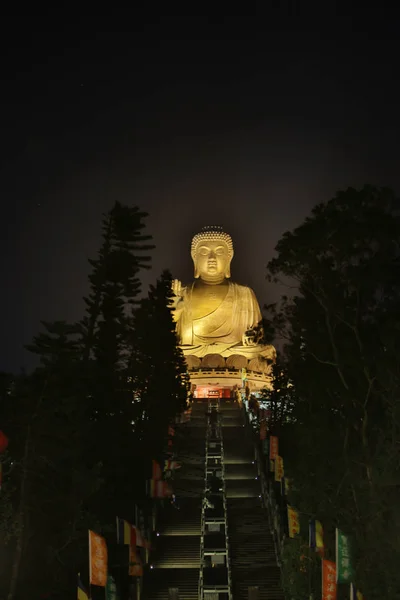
199, 399, 233, 600
219, 403, 233, 600
242, 401, 286, 569
198, 401, 209, 600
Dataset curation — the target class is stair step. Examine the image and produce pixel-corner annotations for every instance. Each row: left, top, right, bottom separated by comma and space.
226, 480, 261, 498
143, 568, 199, 600
141, 401, 284, 599
157, 499, 201, 536
151, 536, 201, 568
225, 463, 258, 479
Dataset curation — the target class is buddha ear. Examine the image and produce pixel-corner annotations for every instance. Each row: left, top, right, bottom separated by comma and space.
192, 252, 199, 278
225, 255, 233, 278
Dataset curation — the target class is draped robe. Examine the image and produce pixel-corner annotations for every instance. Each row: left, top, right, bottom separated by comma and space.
176, 281, 264, 358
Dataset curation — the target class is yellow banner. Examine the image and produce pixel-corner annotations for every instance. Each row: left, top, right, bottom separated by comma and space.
287, 506, 300, 538
275, 455, 284, 481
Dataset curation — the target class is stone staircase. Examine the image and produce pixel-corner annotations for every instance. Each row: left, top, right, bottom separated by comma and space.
142, 401, 206, 599
157, 498, 201, 536
151, 536, 201, 568
143, 399, 284, 599
142, 568, 199, 600
219, 402, 284, 600
227, 498, 283, 599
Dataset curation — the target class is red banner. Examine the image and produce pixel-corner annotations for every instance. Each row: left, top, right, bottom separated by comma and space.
89, 531, 107, 587
269, 436, 278, 460
150, 479, 172, 498
322, 559, 337, 600
152, 460, 162, 480
0, 431, 9, 454
275, 455, 284, 481
129, 547, 143, 576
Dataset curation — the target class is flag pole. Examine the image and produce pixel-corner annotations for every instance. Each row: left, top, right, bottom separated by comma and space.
88, 531, 92, 599
116, 516, 119, 544
335, 528, 339, 582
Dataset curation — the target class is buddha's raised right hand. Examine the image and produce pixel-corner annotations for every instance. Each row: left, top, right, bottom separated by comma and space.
172, 278, 183, 299
170, 279, 185, 318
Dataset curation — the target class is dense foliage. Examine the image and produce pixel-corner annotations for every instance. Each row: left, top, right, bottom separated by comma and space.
0, 202, 188, 599
266, 186, 400, 599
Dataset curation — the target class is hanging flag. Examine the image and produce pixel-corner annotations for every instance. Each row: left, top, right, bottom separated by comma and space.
287, 505, 300, 538
322, 559, 337, 600
260, 422, 267, 440
106, 574, 118, 600
0, 430, 9, 454
135, 507, 151, 555
89, 530, 108, 587
116, 517, 132, 545
336, 529, 354, 583
350, 583, 364, 599
116, 517, 149, 550
152, 460, 162, 480
132, 525, 150, 549
282, 477, 290, 496
164, 459, 181, 471
149, 478, 172, 498
129, 546, 143, 577
299, 544, 309, 573
309, 519, 324, 556
269, 436, 278, 460
77, 574, 89, 600
274, 455, 284, 482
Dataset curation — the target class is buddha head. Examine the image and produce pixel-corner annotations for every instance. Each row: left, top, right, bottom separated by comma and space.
191, 226, 234, 284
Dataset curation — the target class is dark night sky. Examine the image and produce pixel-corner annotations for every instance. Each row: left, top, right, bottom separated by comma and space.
1, 10, 400, 372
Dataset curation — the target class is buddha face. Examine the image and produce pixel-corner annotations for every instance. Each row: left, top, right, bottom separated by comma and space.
193, 240, 233, 283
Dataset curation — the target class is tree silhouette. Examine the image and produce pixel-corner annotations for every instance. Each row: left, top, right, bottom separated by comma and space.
266, 186, 400, 598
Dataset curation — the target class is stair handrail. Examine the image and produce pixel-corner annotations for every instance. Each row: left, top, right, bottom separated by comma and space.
219, 401, 233, 600
242, 400, 287, 568
198, 399, 213, 600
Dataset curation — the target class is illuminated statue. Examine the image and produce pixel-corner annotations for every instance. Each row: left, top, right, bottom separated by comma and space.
172, 226, 275, 363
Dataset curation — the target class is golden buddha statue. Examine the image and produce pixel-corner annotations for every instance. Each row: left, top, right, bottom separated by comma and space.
172, 226, 275, 364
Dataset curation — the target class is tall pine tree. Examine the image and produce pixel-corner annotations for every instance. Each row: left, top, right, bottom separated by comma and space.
131, 270, 189, 461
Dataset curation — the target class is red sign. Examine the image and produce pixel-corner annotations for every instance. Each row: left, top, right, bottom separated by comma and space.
322, 559, 337, 600
89, 531, 108, 587
0, 431, 9, 454
269, 436, 278, 460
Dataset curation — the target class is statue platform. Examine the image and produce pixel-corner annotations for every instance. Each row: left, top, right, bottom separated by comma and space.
188, 366, 271, 393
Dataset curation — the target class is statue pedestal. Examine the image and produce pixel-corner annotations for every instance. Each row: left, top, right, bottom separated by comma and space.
188, 367, 271, 393
184, 350, 273, 399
